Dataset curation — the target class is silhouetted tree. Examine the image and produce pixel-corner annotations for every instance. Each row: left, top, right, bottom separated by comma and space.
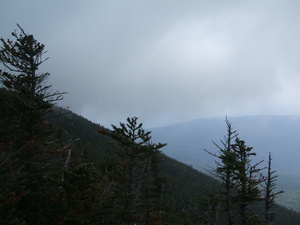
0, 24, 65, 144
0, 25, 65, 224
231, 138, 264, 225
205, 119, 265, 225
107, 117, 167, 224
263, 153, 283, 224
205, 118, 238, 225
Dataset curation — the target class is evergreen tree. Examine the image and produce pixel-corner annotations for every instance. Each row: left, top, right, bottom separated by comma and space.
0, 24, 65, 145
104, 117, 167, 224
205, 118, 238, 225
263, 153, 283, 224
0, 24, 65, 168
231, 138, 264, 225
205, 119, 265, 225
0, 25, 65, 224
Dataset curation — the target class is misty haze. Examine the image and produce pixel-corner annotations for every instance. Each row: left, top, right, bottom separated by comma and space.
1, 1, 300, 224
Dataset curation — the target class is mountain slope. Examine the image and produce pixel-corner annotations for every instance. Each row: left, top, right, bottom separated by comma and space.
51, 111, 300, 224
150, 115, 300, 212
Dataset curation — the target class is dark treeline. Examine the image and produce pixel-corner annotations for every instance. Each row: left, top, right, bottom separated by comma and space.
0, 26, 299, 225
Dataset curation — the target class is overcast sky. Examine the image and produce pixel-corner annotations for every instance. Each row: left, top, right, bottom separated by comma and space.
1, 0, 300, 128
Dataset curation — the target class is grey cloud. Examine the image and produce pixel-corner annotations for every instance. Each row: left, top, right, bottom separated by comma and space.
1, 1, 300, 128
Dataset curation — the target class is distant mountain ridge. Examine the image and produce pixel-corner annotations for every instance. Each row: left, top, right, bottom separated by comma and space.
150, 115, 300, 211
49, 110, 300, 223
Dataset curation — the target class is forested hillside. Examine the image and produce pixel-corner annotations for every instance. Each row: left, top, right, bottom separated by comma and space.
150, 116, 300, 212
1, 25, 300, 225
50, 111, 300, 225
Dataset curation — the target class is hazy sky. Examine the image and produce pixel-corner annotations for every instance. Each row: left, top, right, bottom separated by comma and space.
1, 0, 300, 128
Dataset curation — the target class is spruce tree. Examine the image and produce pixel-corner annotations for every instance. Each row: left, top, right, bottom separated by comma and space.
263, 153, 283, 224
205, 119, 265, 225
231, 138, 264, 225
0, 24, 65, 145
106, 117, 167, 224
204, 118, 238, 225
0, 25, 65, 224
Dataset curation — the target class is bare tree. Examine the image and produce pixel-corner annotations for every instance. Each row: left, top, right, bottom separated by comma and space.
263, 153, 283, 224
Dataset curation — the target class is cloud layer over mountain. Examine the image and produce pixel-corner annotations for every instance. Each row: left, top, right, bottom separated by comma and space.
1, 1, 300, 127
